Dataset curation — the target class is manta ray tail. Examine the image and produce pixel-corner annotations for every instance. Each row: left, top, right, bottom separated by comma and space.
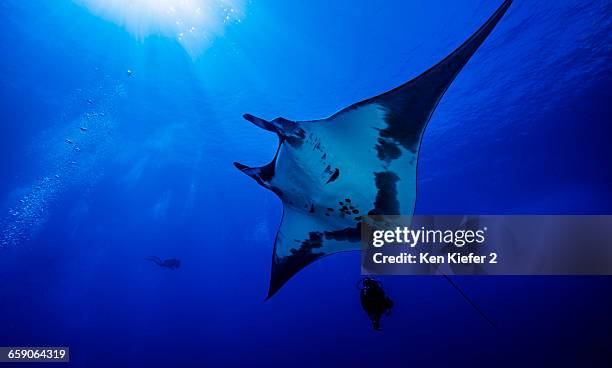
442, 274, 497, 328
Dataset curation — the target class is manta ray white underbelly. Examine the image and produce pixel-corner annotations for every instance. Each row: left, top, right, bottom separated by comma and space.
235, 0, 513, 298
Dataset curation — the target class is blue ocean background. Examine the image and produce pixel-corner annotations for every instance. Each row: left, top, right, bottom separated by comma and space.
1, 0, 611, 366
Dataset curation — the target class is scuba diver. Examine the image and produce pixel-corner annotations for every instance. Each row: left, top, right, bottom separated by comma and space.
359, 277, 394, 331
145, 256, 181, 270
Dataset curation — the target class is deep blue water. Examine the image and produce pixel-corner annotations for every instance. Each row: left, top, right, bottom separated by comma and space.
1, 0, 611, 367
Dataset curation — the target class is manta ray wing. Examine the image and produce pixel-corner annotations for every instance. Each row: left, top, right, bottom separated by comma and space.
236, 0, 512, 298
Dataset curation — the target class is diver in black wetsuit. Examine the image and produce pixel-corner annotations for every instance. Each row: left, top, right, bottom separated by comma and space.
145, 256, 181, 269
359, 278, 394, 331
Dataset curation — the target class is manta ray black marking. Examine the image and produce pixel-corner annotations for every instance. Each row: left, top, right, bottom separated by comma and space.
235, 0, 512, 298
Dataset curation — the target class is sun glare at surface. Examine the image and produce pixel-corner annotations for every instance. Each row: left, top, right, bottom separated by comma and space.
76, 0, 244, 56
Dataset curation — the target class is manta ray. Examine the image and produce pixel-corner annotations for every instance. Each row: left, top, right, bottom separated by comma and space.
235, 0, 512, 298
